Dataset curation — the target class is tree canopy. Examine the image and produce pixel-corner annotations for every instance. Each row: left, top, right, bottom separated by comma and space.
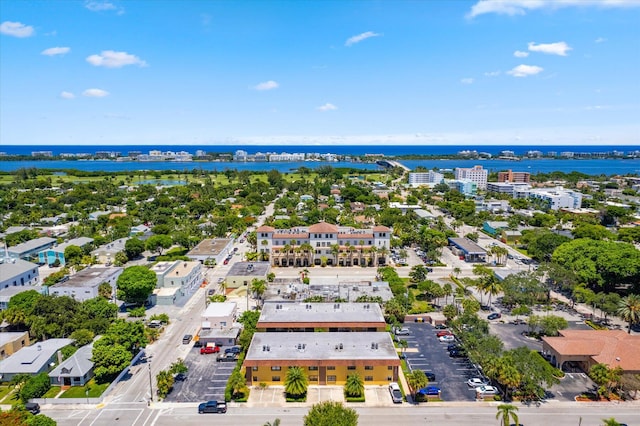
303, 401, 358, 426
116, 265, 157, 304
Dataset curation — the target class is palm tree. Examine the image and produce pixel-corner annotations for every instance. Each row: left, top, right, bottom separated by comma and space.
398, 339, 408, 357
263, 420, 281, 426
344, 373, 364, 398
601, 418, 623, 426
617, 294, 640, 334
406, 370, 428, 401
453, 267, 461, 278
251, 279, 267, 306
285, 366, 308, 398
443, 283, 453, 306
228, 369, 248, 399
495, 403, 519, 426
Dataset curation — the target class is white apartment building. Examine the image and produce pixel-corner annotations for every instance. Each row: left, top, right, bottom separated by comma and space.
519, 187, 583, 211
0, 259, 40, 290
268, 152, 306, 162
49, 266, 122, 301
454, 165, 488, 190
150, 260, 203, 305
408, 171, 444, 187
487, 182, 531, 196
256, 222, 391, 267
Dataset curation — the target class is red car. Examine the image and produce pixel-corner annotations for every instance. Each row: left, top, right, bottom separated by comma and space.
436, 330, 453, 337
200, 346, 220, 355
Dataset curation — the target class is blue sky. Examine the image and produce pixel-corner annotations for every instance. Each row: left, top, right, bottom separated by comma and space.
1, 0, 639, 146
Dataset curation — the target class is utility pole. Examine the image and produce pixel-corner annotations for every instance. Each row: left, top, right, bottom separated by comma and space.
148, 361, 153, 403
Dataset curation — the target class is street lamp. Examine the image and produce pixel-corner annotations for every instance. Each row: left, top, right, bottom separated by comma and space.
148, 361, 153, 403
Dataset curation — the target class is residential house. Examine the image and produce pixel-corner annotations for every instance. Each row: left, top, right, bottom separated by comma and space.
0, 338, 74, 382
0, 332, 30, 360
150, 260, 203, 305
0, 259, 40, 290
91, 238, 129, 265
38, 237, 94, 266
7, 237, 56, 261
49, 341, 95, 387
49, 267, 123, 301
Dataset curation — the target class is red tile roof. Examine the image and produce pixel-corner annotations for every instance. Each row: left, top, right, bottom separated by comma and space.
308, 222, 339, 233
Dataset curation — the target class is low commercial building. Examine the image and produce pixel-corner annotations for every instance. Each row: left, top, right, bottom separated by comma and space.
448, 238, 487, 263
257, 302, 386, 332
0, 332, 30, 360
225, 261, 270, 289
542, 330, 640, 376
187, 238, 233, 265
242, 332, 400, 386
7, 237, 56, 261
0, 338, 74, 382
263, 279, 394, 303
201, 302, 238, 330
0, 259, 40, 290
49, 341, 95, 387
38, 237, 94, 266
150, 260, 203, 305
49, 267, 123, 301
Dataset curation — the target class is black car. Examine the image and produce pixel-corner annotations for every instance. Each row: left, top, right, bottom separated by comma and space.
182, 334, 193, 344
174, 373, 187, 381
449, 349, 467, 358
25, 403, 40, 414
434, 324, 448, 330
198, 400, 227, 414
447, 343, 462, 351
224, 346, 241, 354
424, 371, 436, 382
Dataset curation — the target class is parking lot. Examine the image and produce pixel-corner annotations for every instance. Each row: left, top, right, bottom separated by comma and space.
400, 322, 479, 401
163, 345, 236, 402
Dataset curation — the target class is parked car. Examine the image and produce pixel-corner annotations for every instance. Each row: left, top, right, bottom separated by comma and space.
424, 371, 436, 382
147, 320, 162, 329
447, 343, 462, 351
417, 386, 441, 396
174, 373, 187, 381
388, 382, 403, 403
467, 378, 488, 388
198, 400, 227, 414
200, 345, 220, 355
476, 385, 499, 395
488, 313, 502, 320
182, 334, 193, 344
511, 319, 527, 325
449, 349, 466, 358
25, 403, 40, 414
207, 289, 215, 296
436, 330, 452, 337
217, 353, 237, 362
395, 328, 410, 336
438, 335, 455, 342
434, 324, 448, 330
224, 346, 241, 354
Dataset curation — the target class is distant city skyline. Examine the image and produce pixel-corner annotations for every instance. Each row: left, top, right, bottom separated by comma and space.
1, 0, 639, 146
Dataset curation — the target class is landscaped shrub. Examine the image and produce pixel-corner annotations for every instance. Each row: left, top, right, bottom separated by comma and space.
19, 373, 51, 402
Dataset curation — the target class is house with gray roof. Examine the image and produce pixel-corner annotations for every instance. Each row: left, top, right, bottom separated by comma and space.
0, 338, 74, 382
7, 237, 56, 261
38, 237, 94, 266
0, 258, 40, 291
49, 341, 95, 387
49, 267, 122, 302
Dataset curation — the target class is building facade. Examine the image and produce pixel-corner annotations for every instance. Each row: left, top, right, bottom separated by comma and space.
454, 165, 488, 190
256, 222, 391, 267
0, 259, 40, 290
49, 267, 123, 301
497, 170, 531, 183
38, 237, 94, 266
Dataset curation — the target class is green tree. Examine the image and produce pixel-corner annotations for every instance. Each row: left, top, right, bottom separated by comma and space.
116, 265, 157, 305
303, 401, 358, 426
344, 373, 364, 398
19, 373, 50, 402
601, 418, 623, 426
124, 237, 145, 259
228, 369, 249, 399
145, 234, 172, 256
156, 369, 174, 399
70, 329, 95, 347
495, 403, 519, 426
26, 414, 58, 426
91, 340, 132, 383
406, 369, 428, 400
443, 304, 458, 321
617, 294, 640, 334
64, 245, 83, 266
409, 265, 428, 283
98, 282, 113, 299
250, 278, 267, 306
538, 315, 568, 336
284, 366, 308, 398
263, 419, 281, 426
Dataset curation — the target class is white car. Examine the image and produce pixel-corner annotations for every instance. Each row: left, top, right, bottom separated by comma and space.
476, 385, 498, 395
395, 328, 410, 336
388, 382, 403, 403
467, 378, 487, 388
438, 335, 455, 342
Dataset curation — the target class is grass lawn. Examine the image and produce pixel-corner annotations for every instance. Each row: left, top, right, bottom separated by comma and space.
0, 385, 15, 402
60, 379, 109, 398
43, 386, 61, 398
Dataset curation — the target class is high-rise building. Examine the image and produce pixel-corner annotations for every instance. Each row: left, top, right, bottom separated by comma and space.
454, 165, 487, 190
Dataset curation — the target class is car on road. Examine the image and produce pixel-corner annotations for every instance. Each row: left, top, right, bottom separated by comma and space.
438, 335, 455, 342
476, 385, 499, 395
224, 346, 241, 354
198, 400, 227, 414
417, 386, 441, 396
467, 378, 488, 388
394, 328, 410, 336
223, 258, 230, 265
182, 334, 193, 344
424, 371, 436, 382
217, 277, 224, 283
388, 382, 403, 403
436, 330, 452, 337
207, 289, 215, 296
487, 313, 502, 320
200, 345, 220, 355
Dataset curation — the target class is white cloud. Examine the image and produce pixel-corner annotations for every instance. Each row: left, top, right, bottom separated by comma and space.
484, 71, 501, 77
41, 46, 71, 56
0, 21, 35, 38
84, 1, 123, 13
461, 78, 474, 84
82, 88, 109, 97
514, 50, 529, 58
252, 80, 279, 91
585, 105, 612, 111
86, 50, 147, 68
317, 103, 337, 111
467, 0, 640, 18
595, 37, 607, 43
507, 64, 544, 77
345, 31, 381, 47
528, 41, 572, 56
60, 91, 75, 99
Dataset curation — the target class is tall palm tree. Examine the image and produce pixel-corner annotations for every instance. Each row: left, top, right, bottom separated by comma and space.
344, 373, 364, 398
406, 370, 428, 401
251, 279, 267, 306
285, 366, 308, 398
495, 403, 519, 426
617, 294, 640, 334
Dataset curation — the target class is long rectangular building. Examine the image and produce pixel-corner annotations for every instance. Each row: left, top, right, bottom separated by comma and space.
256, 222, 391, 267
243, 332, 400, 386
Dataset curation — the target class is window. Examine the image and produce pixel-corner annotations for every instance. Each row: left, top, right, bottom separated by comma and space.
327, 366, 335, 371
271, 366, 281, 371
309, 366, 318, 371
272, 376, 281, 382
327, 375, 337, 382
387, 366, 393, 370
365, 376, 373, 382
387, 376, 393, 381
253, 376, 258, 382
365, 366, 374, 370
309, 375, 318, 382
347, 366, 356, 370
252, 366, 259, 371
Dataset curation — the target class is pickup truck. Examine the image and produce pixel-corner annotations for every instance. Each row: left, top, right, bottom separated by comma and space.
198, 400, 227, 414
200, 345, 220, 355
